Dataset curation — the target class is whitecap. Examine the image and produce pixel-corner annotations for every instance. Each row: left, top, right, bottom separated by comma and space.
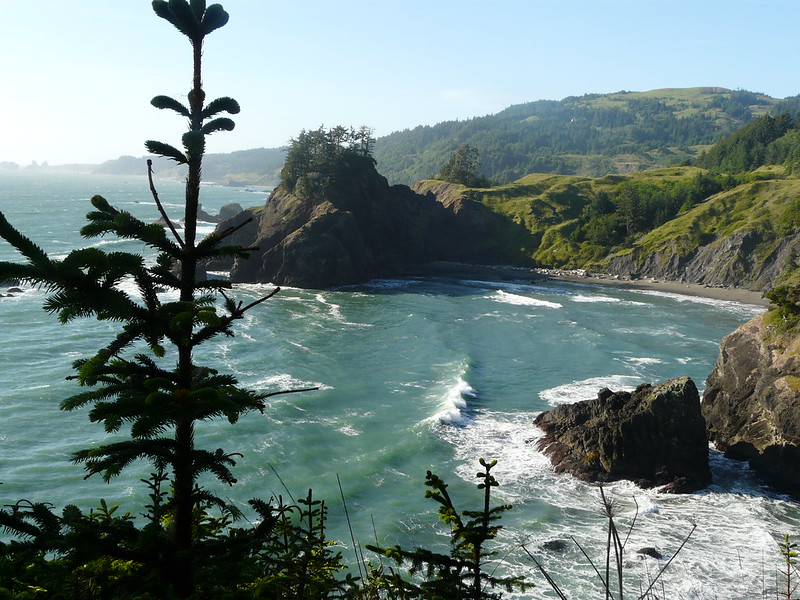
248, 373, 331, 393
492, 290, 562, 308
314, 293, 371, 327
571, 294, 621, 303
337, 424, 361, 437
538, 375, 641, 406
633, 289, 766, 317
432, 376, 477, 426
620, 356, 664, 366
424, 362, 478, 427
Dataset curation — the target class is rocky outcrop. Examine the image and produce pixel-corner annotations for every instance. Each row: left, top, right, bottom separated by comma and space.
607, 230, 800, 292
217, 165, 530, 288
534, 377, 711, 493
197, 202, 244, 223
217, 202, 244, 223
702, 313, 800, 497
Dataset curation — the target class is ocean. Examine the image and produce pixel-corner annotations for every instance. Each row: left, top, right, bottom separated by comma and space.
0, 169, 797, 598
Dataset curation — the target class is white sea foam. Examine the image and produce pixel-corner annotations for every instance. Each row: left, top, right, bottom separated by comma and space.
620, 356, 664, 366
437, 410, 800, 600
248, 373, 331, 394
571, 294, 621, 303
570, 293, 648, 306
314, 293, 371, 327
337, 424, 361, 437
538, 375, 641, 406
492, 290, 562, 308
633, 288, 766, 317
425, 363, 479, 427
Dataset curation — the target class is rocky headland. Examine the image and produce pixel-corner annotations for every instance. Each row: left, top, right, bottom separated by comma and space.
209, 158, 529, 288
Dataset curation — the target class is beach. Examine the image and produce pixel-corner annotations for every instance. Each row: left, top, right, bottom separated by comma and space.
406, 262, 770, 307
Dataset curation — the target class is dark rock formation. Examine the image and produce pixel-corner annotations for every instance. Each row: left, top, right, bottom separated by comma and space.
636, 547, 663, 559
534, 377, 711, 493
702, 313, 800, 497
217, 202, 244, 223
215, 162, 530, 288
541, 539, 568, 552
197, 204, 217, 223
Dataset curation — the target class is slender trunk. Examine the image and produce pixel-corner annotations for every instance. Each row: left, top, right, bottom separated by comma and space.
172, 34, 205, 600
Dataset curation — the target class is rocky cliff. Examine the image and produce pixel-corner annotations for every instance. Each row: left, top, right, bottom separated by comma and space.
215, 161, 530, 288
702, 312, 800, 497
605, 179, 800, 291
534, 377, 711, 493
607, 230, 800, 291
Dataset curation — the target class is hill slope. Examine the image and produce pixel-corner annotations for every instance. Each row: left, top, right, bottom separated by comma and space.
376, 88, 784, 185
416, 164, 800, 291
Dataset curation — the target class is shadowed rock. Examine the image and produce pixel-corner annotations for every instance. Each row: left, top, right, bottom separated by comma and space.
703, 313, 800, 498
534, 377, 710, 493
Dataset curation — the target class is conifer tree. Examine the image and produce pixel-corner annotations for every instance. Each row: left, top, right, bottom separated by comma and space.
0, 1, 313, 597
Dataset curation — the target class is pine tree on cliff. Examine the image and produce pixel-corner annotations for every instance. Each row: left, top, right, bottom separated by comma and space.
436, 143, 489, 187
0, 2, 313, 597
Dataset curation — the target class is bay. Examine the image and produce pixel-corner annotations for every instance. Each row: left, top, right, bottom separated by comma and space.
0, 170, 796, 598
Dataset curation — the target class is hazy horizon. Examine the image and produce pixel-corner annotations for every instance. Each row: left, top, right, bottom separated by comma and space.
3, 0, 799, 166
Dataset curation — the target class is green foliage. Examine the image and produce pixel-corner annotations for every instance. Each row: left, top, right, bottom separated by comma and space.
0, 1, 318, 598
435, 144, 490, 187
366, 458, 530, 599
765, 284, 800, 332
375, 88, 778, 185
280, 125, 376, 192
245, 490, 353, 599
437, 166, 735, 270
778, 534, 800, 600
697, 112, 796, 172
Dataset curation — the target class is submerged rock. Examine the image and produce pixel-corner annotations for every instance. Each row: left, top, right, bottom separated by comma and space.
636, 547, 663, 560
534, 377, 710, 493
702, 313, 800, 498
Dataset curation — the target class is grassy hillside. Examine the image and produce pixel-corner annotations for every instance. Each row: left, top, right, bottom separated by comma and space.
377, 88, 783, 185
417, 163, 800, 288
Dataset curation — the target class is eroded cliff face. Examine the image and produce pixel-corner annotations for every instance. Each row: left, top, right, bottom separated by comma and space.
702, 313, 800, 497
607, 231, 800, 291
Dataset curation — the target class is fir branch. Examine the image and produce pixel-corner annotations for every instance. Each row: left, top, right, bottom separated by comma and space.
148, 159, 185, 247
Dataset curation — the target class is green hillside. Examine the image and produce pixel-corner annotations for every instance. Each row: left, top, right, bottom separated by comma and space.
417, 159, 800, 289
377, 88, 787, 185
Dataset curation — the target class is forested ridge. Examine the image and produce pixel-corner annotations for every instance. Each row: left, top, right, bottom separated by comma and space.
375, 88, 797, 185
85, 88, 800, 188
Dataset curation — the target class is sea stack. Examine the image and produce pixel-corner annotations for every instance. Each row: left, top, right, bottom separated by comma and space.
534, 377, 711, 493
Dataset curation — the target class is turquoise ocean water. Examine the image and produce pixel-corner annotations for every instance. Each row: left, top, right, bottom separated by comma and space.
0, 170, 797, 598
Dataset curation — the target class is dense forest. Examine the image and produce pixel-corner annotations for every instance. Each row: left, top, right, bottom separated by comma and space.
697, 111, 800, 173
374, 88, 797, 185
88, 88, 800, 188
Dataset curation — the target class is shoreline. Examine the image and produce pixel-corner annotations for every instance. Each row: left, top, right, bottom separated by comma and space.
406, 262, 770, 307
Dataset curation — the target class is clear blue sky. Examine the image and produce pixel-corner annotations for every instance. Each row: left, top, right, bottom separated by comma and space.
2, 0, 799, 165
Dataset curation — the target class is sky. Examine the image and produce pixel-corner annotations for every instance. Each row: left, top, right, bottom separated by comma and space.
2, 0, 800, 166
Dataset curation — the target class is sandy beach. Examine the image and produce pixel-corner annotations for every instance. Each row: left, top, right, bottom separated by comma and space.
405, 262, 770, 307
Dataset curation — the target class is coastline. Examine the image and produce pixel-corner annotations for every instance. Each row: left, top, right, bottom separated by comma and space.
406, 262, 770, 307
